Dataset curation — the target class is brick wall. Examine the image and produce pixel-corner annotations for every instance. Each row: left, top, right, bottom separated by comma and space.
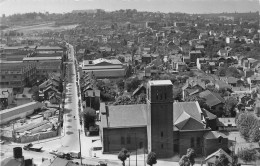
102, 127, 147, 153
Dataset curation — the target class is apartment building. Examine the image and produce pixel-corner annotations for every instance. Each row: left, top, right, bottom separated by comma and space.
0, 62, 37, 89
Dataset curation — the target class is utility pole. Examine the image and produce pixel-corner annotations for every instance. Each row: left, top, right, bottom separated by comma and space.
144, 135, 146, 166
135, 133, 137, 166
78, 129, 82, 165
129, 152, 131, 166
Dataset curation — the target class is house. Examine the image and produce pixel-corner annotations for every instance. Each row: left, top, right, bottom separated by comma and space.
216, 118, 237, 131
189, 50, 202, 64
84, 89, 100, 110
202, 109, 218, 131
195, 45, 205, 51
203, 131, 229, 156
249, 75, 260, 85
214, 80, 232, 90
0, 88, 14, 109
199, 90, 225, 116
217, 49, 229, 57
182, 80, 206, 100
220, 77, 238, 87
42, 86, 59, 100
49, 92, 61, 104
205, 148, 232, 166
132, 83, 146, 97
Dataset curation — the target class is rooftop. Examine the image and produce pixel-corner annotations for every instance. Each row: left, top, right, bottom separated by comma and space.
23, 56, 62, 61
100, 104, 147, 128
148, 80, 172, 86
83, 58, 122, 66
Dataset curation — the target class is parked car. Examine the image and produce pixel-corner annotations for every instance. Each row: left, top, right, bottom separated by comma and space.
23, 143, 42, 152
97, 161, 107, 166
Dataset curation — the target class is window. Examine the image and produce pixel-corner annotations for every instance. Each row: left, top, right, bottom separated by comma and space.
160, 94, 162, 100
161, 132, 163, 138
127, 136, 131, 144
165, 93, 167, 99
2, 76, 5, 79
121, 136, 125, 145
156, 90, 159, 100
13, 75, 17, 78
161, 144, 163, 149
191, 137, 194, 147
196, 137, 201, 147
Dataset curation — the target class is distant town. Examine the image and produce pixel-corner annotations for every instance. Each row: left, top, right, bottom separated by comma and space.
0, 9, 260, 166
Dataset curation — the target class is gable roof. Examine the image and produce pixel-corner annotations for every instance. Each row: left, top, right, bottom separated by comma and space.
132, 83, 146, 96
205, 148, 232, 163
204, 131, 227, 139
100, 104, 147, 128
199, 90, 225, 107
217, 118, 236, 127
173, 101, 206, 131
202, 109, 217, 120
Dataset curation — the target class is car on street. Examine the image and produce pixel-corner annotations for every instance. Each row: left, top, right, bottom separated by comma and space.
97, 161, 107, 166
23, 143, 42, 152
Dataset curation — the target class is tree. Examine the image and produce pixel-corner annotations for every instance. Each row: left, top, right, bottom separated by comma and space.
179, 148, 196, 166
223, 97, 238, 117
116, 79, 125, 91
236, 113, 260, 142
125, 77, 141, 92
81, 107, 96, 130
215, 67, 226, 77
186, 148, 196, 166
118, 148, 130, 166
237, 148, 257, 162
226, 67, 243, 78
147, 152, 157, 166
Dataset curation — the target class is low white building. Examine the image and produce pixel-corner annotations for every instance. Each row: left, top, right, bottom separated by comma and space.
81, 58, 126, 79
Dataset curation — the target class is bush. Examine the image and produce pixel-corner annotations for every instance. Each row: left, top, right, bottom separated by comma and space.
237, 149, 257, 162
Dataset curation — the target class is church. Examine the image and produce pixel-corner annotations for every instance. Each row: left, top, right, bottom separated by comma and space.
99, 80, 228, 157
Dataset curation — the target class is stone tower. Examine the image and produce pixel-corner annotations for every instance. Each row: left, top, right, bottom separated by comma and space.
147, 80, 174, 158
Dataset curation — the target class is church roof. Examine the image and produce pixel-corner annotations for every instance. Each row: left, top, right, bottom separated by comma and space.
173, 101, 206, 131
100, 104, 147, 128
100, 101, 207, 131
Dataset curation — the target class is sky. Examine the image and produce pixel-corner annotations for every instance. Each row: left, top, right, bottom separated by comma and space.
0, 0, 259, 16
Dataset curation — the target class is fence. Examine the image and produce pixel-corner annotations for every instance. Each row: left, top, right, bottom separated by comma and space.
18, 130, 58, 143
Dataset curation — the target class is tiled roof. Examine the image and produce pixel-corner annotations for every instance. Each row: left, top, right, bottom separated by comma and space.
202, 109, 217, 120
100, 104, 147, 128
204, 131, 227, 139
173, 101, 206, 131
217, 118, 236, 127
199, 90, 224, 107
205, 148, 232, 162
